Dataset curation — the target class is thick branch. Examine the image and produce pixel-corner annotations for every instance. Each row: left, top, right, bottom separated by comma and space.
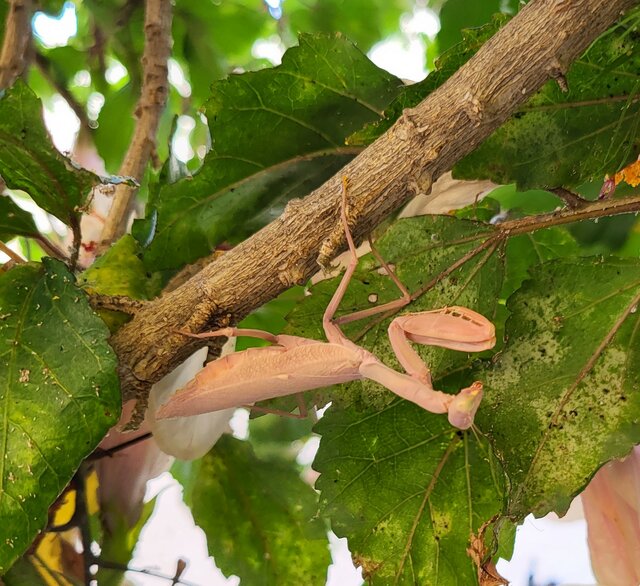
0, 0, 32, 89
112, 0, 639, 415
99, 0, 172, 246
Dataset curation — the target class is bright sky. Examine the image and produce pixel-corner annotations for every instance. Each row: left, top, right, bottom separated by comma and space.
6, 3, 599, 585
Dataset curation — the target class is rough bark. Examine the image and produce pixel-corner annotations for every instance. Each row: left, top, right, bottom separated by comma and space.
111, 0, 639, 417
0, 0, 32, 90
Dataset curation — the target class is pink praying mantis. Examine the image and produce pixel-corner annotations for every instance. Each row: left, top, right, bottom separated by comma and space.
156, 177, 497, 430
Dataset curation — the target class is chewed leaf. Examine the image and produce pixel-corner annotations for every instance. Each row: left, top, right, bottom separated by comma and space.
480, 257, 640, 518
0, 259, 120, 571
314, 402, 506, 584
0, 82, 99, 224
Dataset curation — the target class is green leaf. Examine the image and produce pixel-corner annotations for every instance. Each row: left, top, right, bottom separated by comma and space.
437, 0, 504, 53
314, 402, 506, 584
271, 215, 501, 414
137, 33, 402, 270
172, 0, 276, 102
286, 0, 413, 52
188, 435, 330, 585
456, 11, 640, 189
502, 228, 579, 299
0, 259, 121, 572
480, 258, 640, 519
0, 82, 99, 224
0, 197, 38, 242
78, 235, 156, 300
96, 497, 157, 586
93, 84, 137, 173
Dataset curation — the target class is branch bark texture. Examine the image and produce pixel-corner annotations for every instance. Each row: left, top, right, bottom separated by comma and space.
112, 0, 639, 414
0, 0, 32, 90
99, 0, 172, 246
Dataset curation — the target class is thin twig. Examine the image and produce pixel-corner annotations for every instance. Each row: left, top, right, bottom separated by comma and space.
34, 234, 68, 260
99, 0, 172, 248
497, 192, 640, 236
73, 466, 94, 585
95, 559, 200, 586
69, 214, 82, 271
0, 0, 32, 90
550, 187, 589, 209
0, 240, 26, 263
88, 432, 152, 460
34, 52, 92, 132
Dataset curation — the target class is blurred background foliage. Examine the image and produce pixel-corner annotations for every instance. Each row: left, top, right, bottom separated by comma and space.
23, 0, 520, 175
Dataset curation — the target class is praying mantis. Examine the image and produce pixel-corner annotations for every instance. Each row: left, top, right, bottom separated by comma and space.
156, 177, 496, 430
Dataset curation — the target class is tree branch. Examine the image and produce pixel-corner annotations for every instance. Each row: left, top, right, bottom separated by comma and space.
111, 0, 639, 422
0, 0, 32, 90
99, 0, 172, 246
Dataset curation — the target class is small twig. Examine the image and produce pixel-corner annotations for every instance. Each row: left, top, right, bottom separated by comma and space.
0, 240, 26, 263
0, 0, 33, 90
34, 52, 92, 132
497, 192, 640, 236
171, 560, 187, 586
69, 214, 82, 271
94, 559, 199, 586
99, 0, 173, 248
33, 234, 68, 260
88, 292, 146, 315
550, 187, 589, 209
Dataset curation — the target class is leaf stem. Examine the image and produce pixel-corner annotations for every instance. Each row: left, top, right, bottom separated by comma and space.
0, 240, 26, 263
33, 234, 68, 261
69, 214, 82, 271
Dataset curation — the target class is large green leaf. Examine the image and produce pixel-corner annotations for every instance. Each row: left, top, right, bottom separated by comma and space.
314, 402, 506, 584
480, 258, 640, 519
501, 228, 579, 299
136, 34, 402, 270
456, 9, 640, 188
187, 435, 330, 586
0, 82, 99, 225
0, 197, 38, 243
0, 259, 121, 572
437, 0, 505, 52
